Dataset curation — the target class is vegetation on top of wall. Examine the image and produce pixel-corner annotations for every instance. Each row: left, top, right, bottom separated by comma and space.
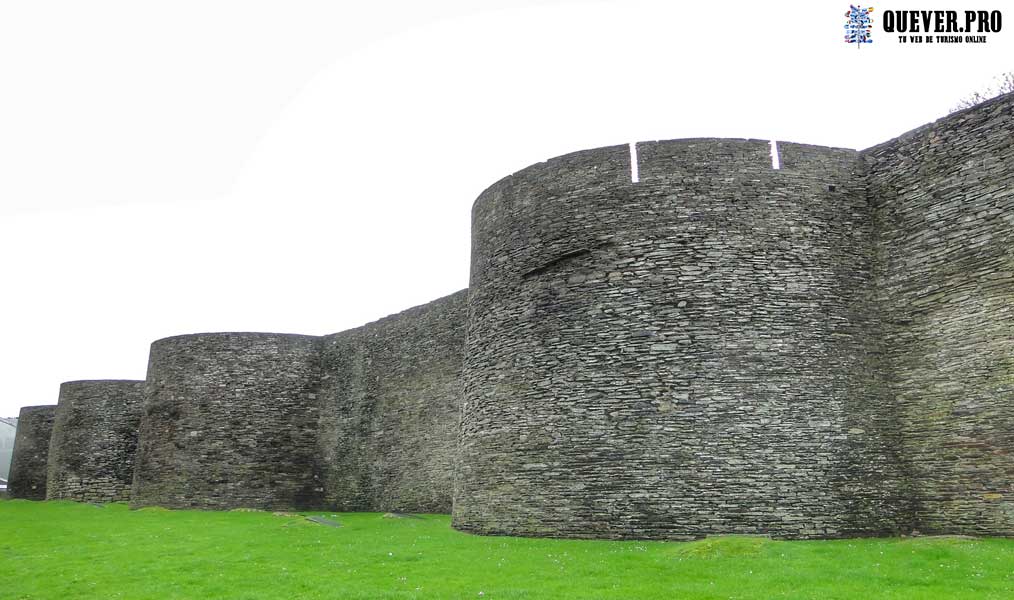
950, 72, 1014, 112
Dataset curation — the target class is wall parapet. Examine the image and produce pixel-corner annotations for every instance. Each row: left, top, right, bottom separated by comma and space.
129, 293, 468, 513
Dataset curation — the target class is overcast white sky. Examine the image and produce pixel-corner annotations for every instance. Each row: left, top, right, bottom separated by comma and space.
0, 0, 1011, 416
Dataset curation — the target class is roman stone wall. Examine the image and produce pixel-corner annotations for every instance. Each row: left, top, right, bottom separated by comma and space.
131, 333, 324, 510
865, 92, 1014, 536
8, 96, 1011, 540
454, 138, 907, 539
7, 405, 56, 500
46, 380, 144, 503
317, 290, 467, 513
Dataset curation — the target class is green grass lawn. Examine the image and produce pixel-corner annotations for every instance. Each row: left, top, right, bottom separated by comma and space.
2, 500, 1012, 599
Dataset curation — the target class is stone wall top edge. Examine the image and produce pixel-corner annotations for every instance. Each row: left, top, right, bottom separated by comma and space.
148, 290, 467, 350
472, 137, 862, 213
59, 379, 145, 387
18, 405, 56, 414
776, 140, 858, 154
150, 331, 322, 349
639, 137, 771, 147
483, 137, 770, 179
321, 288, 467, 341
470, 94, 1014, 212
860, 90, 1014, 156
471, 143, 628, 211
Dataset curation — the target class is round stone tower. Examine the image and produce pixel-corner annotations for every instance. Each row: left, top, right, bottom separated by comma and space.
453, 139, 907, 539
46, 380, 144, 503
131, 333, 323, 510
7, 405, 56, 500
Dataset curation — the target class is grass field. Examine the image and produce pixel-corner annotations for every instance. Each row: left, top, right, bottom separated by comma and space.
2, 500, 1013, 599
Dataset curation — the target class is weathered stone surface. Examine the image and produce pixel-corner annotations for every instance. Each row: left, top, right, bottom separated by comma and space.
0, 417, 17, 483
25, 93, 1011, 541
317, 290, 466, 513
47, 380, 144, 503
453, 93, 1013, 540
131, 333, 324, 510
128, 293, 465, 514
455, 138, 906, 540
7, 405, 56, 500
865, 92, 1014, 537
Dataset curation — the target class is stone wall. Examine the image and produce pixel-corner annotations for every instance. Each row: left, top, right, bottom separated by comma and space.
127, 293, 467, 513
131, 333, 324, 510
7, 405, 56, 500
865, 92, 1014, 536
317, 290, 467, 513
46, 380, 144, 503
455, 138, 908, 539
8, 94, 1011, 539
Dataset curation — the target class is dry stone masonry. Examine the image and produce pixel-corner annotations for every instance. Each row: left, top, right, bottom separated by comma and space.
46, 380, 144, 503
7, 405, 56, 500
865, 98, 1014, 537
454, 94, 1012, 539
6, 93, 1012, 540
317, 290, 467, 514
128, 293, 468, 513
131, 333, 324, 510
455, 139, 906, 539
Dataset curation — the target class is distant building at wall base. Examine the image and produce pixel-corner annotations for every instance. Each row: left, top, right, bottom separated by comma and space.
0, 417, 17, 484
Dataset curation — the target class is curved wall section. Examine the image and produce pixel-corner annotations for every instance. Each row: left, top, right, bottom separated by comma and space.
317, 290, 467, 513
866, 93, 1014, 536
46, 380, 144, 503
131, 333, 323, 510
455, 138, 906, 539
8, 405, 56, 500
